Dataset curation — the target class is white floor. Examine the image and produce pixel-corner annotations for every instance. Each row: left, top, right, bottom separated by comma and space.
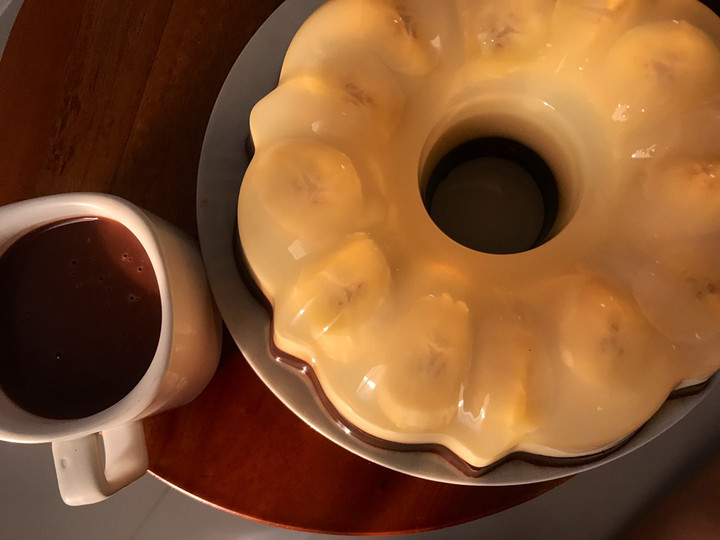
2, 1, 719, 538
1, 380, 718, 540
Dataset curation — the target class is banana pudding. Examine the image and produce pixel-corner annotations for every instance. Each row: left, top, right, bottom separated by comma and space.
238, 0, 720, 470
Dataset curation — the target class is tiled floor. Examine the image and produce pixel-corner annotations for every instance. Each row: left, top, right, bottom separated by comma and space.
3, 2, 720, 538
2, 380, 719, 539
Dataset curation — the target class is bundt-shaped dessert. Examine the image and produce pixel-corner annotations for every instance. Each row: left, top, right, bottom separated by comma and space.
238, 0, 720, 469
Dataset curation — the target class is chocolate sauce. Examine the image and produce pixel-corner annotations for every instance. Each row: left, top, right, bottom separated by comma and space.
0, 217, 162, 419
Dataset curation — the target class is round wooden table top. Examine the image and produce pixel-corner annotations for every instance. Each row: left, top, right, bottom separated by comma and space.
0, 1, 566, 534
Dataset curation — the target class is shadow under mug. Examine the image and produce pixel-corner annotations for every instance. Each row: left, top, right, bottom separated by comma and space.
0, 193, 222, 505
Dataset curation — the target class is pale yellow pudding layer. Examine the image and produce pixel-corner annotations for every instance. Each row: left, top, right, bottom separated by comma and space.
238, 0, 720, 468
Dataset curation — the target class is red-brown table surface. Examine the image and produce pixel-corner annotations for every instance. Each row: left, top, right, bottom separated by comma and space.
0, 1, 566, 534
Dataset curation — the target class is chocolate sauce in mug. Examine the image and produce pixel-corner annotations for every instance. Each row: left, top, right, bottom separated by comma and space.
0, 217, 162, 419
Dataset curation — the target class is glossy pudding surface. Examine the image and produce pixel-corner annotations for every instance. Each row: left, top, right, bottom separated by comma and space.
238, 0, 720, 468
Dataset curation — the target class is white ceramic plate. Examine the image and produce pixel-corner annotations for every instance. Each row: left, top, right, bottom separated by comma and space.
196, 0, 718, 485
0, 0, 23, 60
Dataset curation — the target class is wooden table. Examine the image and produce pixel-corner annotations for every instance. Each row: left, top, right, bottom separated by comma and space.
0, 1, 565, 534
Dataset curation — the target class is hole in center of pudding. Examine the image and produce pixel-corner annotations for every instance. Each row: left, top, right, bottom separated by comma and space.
423, 137, 559, 255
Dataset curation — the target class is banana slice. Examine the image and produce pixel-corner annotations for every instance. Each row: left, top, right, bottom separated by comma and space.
464, 317, 549, 439
289, 234, 391, 361
245, 140, 363, 246
558, 276, 655, 388
285, 50, 406, 136
375, 293, 472, 431
642, 160, 720, 236
633, 251, 720, 343
249, 69, 404, 148
550, 0, 643, 73
605, 20, 720, 119
281, 0, 444, 77
457, 0, 555, 67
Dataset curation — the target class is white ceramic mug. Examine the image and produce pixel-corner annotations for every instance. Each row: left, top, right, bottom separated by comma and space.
0, 193, 222, 505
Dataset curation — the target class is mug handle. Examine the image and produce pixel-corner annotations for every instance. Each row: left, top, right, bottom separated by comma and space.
51, 421, 149, 505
